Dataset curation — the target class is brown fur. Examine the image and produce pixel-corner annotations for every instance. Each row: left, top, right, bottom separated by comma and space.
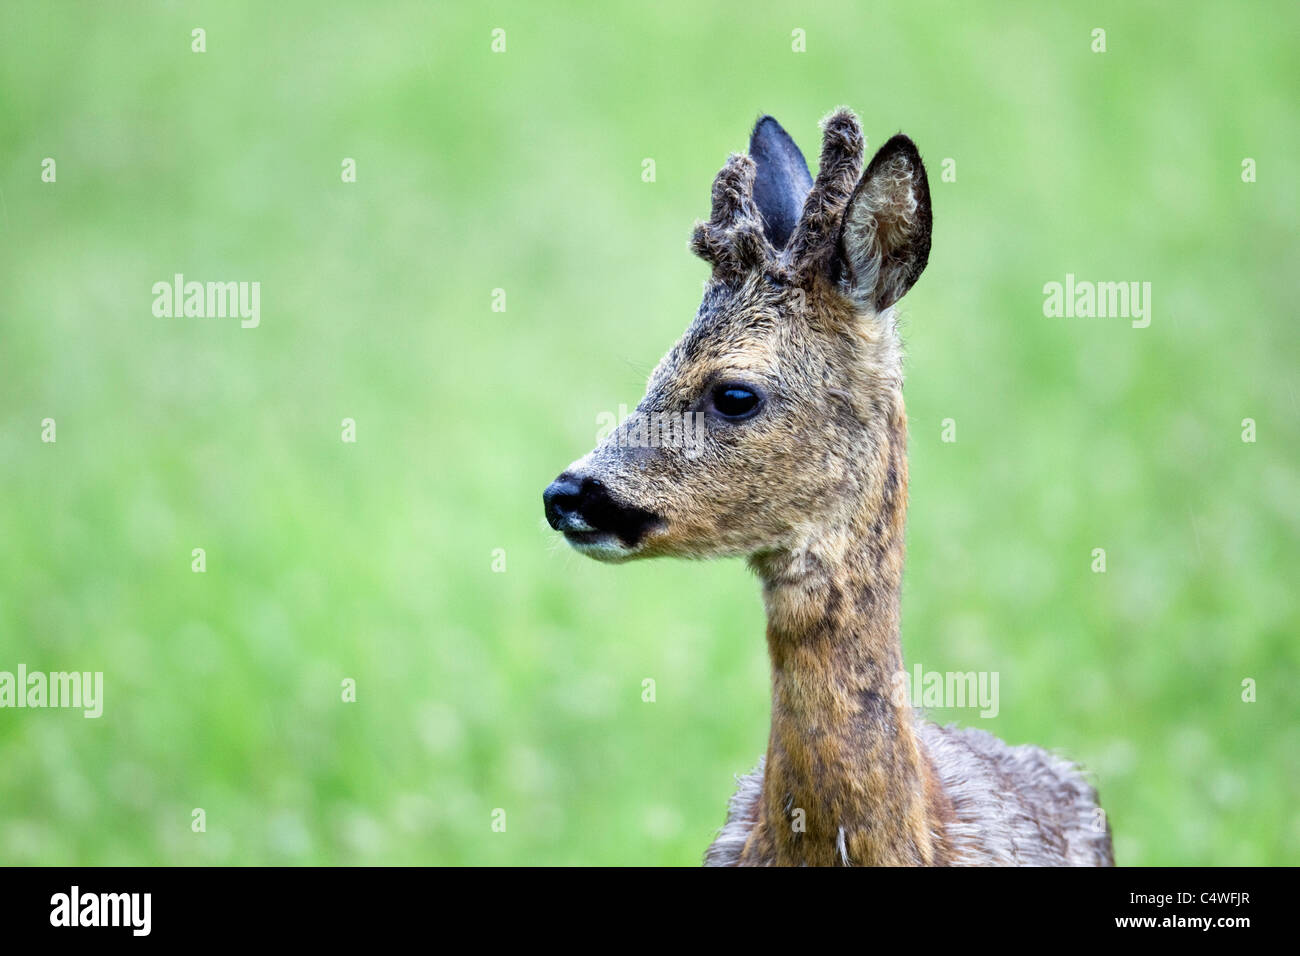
740, 408, 957, 865
547, 109, 1110, 866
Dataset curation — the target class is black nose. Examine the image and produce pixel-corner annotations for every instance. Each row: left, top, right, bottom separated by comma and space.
543, 473, 585, 531
543, 472, 661, 547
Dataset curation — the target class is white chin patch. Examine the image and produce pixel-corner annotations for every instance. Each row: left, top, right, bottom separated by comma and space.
565, 531, 636, 562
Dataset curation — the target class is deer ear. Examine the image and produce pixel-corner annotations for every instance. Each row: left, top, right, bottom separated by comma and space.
749, 116, 813, 250
837, 134, 932, 311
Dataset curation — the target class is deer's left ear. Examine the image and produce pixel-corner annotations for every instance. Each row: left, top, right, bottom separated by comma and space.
837, 134, 932, 311
750, 116, 813, 250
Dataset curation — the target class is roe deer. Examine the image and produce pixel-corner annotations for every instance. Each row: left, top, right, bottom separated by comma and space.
543, 109, 1114, 866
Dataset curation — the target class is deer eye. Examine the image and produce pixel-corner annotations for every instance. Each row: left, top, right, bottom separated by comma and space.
709, 383, 763, 421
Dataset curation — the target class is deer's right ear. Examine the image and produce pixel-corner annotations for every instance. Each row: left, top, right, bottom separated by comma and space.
837, 134, 932, 311
749, 116, 813, 250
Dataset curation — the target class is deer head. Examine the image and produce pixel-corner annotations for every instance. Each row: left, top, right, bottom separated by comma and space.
543, 109, 931, 569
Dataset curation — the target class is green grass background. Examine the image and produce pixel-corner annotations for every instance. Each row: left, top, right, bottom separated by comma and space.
1, 1, 1296, 865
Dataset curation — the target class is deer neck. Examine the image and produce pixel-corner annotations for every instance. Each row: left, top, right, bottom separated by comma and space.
745, 408, 950, 866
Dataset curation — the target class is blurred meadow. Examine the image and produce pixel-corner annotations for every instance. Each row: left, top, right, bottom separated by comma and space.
0, 1, 1297, 865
